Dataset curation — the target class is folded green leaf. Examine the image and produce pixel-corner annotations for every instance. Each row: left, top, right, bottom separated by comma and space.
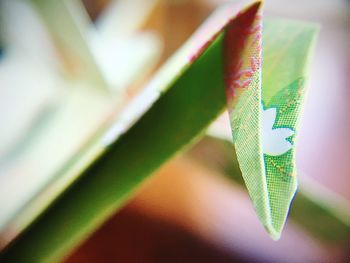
223, 5, 318, 238
1, 1, 320, 261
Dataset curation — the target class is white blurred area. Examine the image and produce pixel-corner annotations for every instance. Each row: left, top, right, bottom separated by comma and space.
0, 0, 162, 245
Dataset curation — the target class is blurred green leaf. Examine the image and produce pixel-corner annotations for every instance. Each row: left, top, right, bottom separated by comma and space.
1, 31, 227, 263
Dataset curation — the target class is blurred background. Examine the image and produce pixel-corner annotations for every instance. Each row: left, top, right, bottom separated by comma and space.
0, 0, 350, 262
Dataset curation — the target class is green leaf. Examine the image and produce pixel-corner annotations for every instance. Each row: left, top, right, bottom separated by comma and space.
1, 29, 227, 263
225, 14, 319, 238
1, 1, 322, 261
